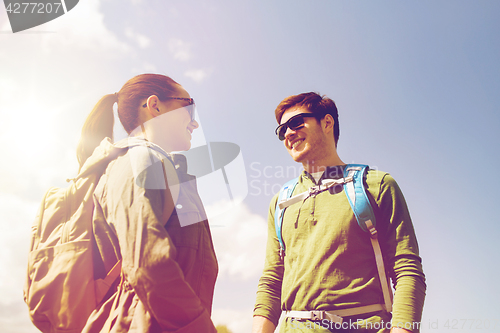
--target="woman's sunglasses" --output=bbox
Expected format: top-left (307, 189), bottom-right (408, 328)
top-left (275, 113), bottom-right (324, 141)
top-left (142, 97), bottom-right (195, 121)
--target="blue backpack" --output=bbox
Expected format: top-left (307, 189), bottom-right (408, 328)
top-left (274, 164), bottom-right (393, 312)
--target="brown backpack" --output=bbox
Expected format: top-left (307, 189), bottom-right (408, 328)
top-left (23, 138), bottom-right (155, 333)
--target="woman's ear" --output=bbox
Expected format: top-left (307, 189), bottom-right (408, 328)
top-left (145, 95), bottom-right (161, 117)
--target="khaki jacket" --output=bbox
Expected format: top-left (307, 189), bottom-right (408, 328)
top-left (83, 141), bottom-right (218, 333)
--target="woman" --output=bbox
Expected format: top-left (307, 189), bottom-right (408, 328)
top-left (78, 74), bottom-right (218, 332)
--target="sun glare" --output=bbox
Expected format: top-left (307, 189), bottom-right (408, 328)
top-left (3, 101), bottom-right (59, 165)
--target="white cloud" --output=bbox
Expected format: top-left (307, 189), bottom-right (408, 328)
top-left (0, 5), bottom-right (9, 32)
top-left (39, 0), bottom-right (131, 54)
top-left (168, 38), bottom-right (192, 62)
top-left (125, 27), bottom-right (151, 49)
top-left (130, 62), bottom-right (158, 76)
top-left (0, 77), bottom-right (17, 103)
top-left (0, 0), bottom-right (131, 55)
top-left (212, 308), bottom-right (284, 333)
top-left (0, 87), bottom-right (79, 195)
top-left (184, 68), bottom-right (212, 83)
top-left (0, 0), bottom-right (136, 196)
top-left (0, 193), bottom-right (38, 302)
top-left (212, 308), bottom-right (254, 333)
top-left (208, 201), bottom-right (267, 280)
top-left (0, 193), bottom-right (47, 332)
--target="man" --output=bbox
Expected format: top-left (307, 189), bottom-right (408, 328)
top-left (253, 92), bottom-right (426, 333)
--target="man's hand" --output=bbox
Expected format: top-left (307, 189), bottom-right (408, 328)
top-left (252, 316), bottom-right (276, 333)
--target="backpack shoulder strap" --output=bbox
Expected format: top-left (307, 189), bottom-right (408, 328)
top-left (342, 164), bottom-right (376, 232)
top-left (343, 164), bottom-right (393, 312)
top-left (274, 177), bottom-right (299, 259)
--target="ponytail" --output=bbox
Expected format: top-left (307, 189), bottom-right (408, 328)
top-left (76, 93), bottom-right (117, 170)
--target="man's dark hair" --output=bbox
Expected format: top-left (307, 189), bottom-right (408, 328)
top-left (275, 92), bottom-right (340, 146)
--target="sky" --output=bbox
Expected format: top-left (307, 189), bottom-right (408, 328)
top-left (0, 0), bottom-right (499, 332)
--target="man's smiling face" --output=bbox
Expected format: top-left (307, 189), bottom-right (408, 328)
top-left (280, 107), bottom-right (330, 166)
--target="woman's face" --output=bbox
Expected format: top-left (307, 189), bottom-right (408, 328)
top-left (141, 86), bottom-right (199, 152)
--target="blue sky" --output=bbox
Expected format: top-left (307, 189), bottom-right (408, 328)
top-left (1, 1), bottom-right (499, 332)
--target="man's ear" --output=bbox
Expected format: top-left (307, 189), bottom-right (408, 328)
top-left (322, 114), bottom-right (334, 135)
top-left (145, 95), bottom-right (160, 117)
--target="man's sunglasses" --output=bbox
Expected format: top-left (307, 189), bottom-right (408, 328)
top-left (275, 113), bottom-right (324, 141)
top-left (142, 97), bottom-right (195, 121)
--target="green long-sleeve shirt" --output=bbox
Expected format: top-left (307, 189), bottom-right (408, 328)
top-left (254, 166), bottom-right (426, 332)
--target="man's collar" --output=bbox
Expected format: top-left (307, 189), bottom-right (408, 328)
top-left (303, 165), bottom-right (347, 183)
